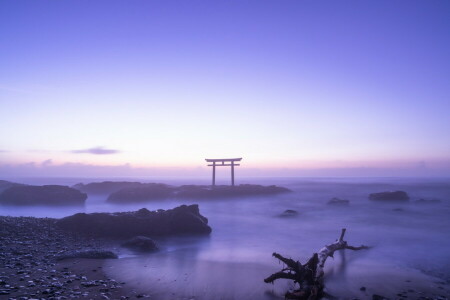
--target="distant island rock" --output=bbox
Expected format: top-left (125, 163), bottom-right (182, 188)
top-left (0, 185), bottom-right (87, 206)
top-left (72, 181), bottom-right (144, 195)
top-left (56, 204), bottom-right (211, 237)
top-left (107, 183), bottom-right (291, 203)
top-left (414, 198), bottom-right (441, 205)
top-left (368, 191), bottom-right (410, 202)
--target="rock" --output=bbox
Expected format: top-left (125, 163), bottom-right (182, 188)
top-left (72, 181), bottom-right (143, 195)
top-left (327, 197), bottom-right (350, 205)
top-left (0, 180), bottom-right (24, 193)
top-left (368, 191), bottom-right (409, 202)
top-left (414, 198), bottom-right (441, 205)
top-left (122, 236), bottom-right (158, 252)
top-left (107, 183), bottom-right (292, 203)
top-left (279, 209), bottom-right (298, 217)
top-left (0, 185), bottom-right (87, 206)
top-left (56, 204), bottom-right (212, 237)
top-left (107, 183), bottom-right (173, 203)
top-left (56, 250), bottom-right (118, 260)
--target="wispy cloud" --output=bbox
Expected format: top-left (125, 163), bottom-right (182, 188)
top-left (71, 147), bottom-right (120, 155)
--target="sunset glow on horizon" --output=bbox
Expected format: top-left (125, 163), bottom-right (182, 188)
top-left (1, 1), bottom-right (449, 177)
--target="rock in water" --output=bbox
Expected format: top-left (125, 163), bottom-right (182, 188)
top-left (122, 236), bottom-right (158, 252)
top-left (56, 204), bottom-right (212, 237)
top-left (0, 185), bottom-right (87, 205)
top-left (107, 183), bottom-right (173, 202)
top-left (368, 191), bottom-right (409, 202)
top-left (72, 181), bottom-right (143, 195)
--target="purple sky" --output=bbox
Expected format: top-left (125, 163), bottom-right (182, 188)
top-left (1, 1), bottom-right (449, 177)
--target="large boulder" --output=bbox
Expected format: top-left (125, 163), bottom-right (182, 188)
top-left (107, 183), bottom-right (292, 203)
top-left (107, 183), bottom-right (174, 203)
top-left (0, 185), bottom-right (87, 206)
top-left (56, 204), bottom-right (211, 237)
top-left (72, 181), bottom-right (143, 195)
top-left (368, 191), bottom-right (409, 202)
top-left (0, 180), bottom-right (24, 193)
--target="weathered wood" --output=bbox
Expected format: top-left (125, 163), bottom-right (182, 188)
top-left (205, 158), bottom-right (242, 162)
top-left (206, 158), bottom-right (242, 186)
top-left (264, 228), bottom-right (369, 300)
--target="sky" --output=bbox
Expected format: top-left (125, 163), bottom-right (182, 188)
top-left (1, 0), bottom-right (450, 178)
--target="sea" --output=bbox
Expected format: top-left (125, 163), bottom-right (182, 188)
top-left (1, 177), bottom-right (450, 299)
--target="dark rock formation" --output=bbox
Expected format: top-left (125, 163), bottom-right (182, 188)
top-left (327, 197), bottom-right (350, 205)
top-left (56, 204), bottom-right (211, 237)
top-left (279, 209), bottom-right (299, 217)
top-left (72, 181), bottom-right (143, 195)
top-left (0, 185), bottom-right (87, 206)
top-left (107, 183), bottom-right (173, 203)
top-left (107, 183), bottom-right (291, 203)
top-left (55, 250), bottom-right (118, 260)
top-left (122, 236), bottom-right (158, 252)
top-left (0, 180), bottom-right (24, 193)
top-left (368, 191), bottom-right (409, 202)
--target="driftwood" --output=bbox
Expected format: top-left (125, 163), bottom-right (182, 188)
top-left (264, 228), bottom-right (369, 299)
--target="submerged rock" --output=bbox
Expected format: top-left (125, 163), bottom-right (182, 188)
top-left (56, 250), bottom-right (118, 260)
top-left (56, 204), bottom-right (211, 237)
top-left (122, 236), bottom-right (158, 252)
top-left (0, 185), bottom-right (87, 206)
top-left (327, 197), bottom-right (350, 205)
top-left (72, 181), bottom-right (143, 195)
top-left (107, 183), bottom-right (292, 203)
top-left (368, 191), bottom-right (409, 202)
top-left (279, 209), bottom-right (298, 217)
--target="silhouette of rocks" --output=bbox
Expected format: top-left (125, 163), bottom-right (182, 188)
top-left (122, 236), bottom-right (158, 252)
top-left (107, 183), bottom-right (291, 203)
top-left (72, 181), bottom-right (143, 195)
top-left (0, 185), bottom-right (87, 206)
top-left (56, 250), bottom-right (118, 260)
top-left (279, 209), bottom-right (298, 217)
top-left (107, 183), bottom-right (173, 202)
top-left (56, 204), bottom-right (211, 237)
top-left (327, 197), bottom-right (350, 205)
top-left (0, 180), bottom-right (24, 193)
top-left (369, 191), bottom-right (409, 202)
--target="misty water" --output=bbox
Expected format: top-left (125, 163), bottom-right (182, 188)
top-left (2, 177), bottom-right (450, 299)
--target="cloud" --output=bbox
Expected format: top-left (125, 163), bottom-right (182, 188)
top-left (0, 150), bottom-right (8, 153)
top-left (70, 147), bottom-right (120, 155)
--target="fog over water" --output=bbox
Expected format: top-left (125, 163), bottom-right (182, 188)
top-left (1, 177), bottom-right (450, 299)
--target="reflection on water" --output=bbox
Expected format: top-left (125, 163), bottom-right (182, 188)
top-left (1, 177), bottom-right (450, 298)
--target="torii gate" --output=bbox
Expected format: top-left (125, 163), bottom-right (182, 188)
top-left (205, 158), bottom-right (242, 186)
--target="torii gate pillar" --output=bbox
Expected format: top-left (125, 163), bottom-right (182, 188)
top-left (205, 158), bottom-right (242, 186)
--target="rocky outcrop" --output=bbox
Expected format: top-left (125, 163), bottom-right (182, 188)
top-left (72, 181), bottom-right (143, 195)
top-left (0, 185), bottom-right (87, 206)
top-left (107, 183), bottom-right (292, 203)
top-left (122, 236), bottom-right (158, 252)
top-left (327, 197), bottom-right (350, 205)
top-left (107, 183), bottom-right (173, 203)
top-left (414, 198), bottom-right (441, 205)
top-left (0, 180), bottom-right (24, 193)
top-left (56, 204), bottom-right (211, 237)
top-left (369, 191), bottom-right (409, 202)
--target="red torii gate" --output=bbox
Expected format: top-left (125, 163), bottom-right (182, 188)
top-left (205, 158), bottom-right (242, 186)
